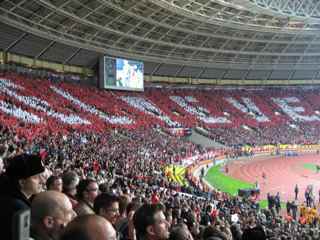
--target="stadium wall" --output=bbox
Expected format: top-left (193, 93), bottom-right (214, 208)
top-left (3, 51), bottom-right (320, 86)
top-left (146, 75), bottom-right (320, 86)
top-left (0, 51), bottom-right (93, 76)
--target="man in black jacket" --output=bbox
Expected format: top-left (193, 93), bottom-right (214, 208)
top-left (0, 153), bottom-right (45, 240)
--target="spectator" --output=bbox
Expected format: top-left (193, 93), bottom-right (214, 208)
top-left (62, 171), bottom-right (79, 208)
top-left (30, 191), bottom-right (75, 240)
top-left (117, 201), bottom-right (141, 240)
top-left (169, 223), bottom-right (194, 240)
top-left (230, 223), bottom-right (242, 240)
top-left (60, 215), bottom-right (117, 240)
top-left (133, 203), bottom-right (170, 240)
top-left (94, 192), bottom-right (120, 226)
top-left (117, 195), bottom-right (130, 225)
top-left (241, 215), bottom-right (266, 240)
top-left (202, 225), bottom-right (229, 240)
top-left (151, 190), bottom-right (160, 204)
top-left (294, 184), bottom-right (299, 200)
top-left (0, 153), bottom-right (45, 240)
top-left (74, 178), bottom-right (98, 216)
top-left (182, 211), bottom-right (200, 238)
top-left (201, 205), bottom-right (213, 226)
top-left (46, 175), bottom-right (63, 192)
top-left (275, 192), bottom-right (281, 215)
top-left (241, 225), bottom-right (266, 240)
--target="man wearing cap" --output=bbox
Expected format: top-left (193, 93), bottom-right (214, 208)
top-left (0, 153), bottom-right (45, 240)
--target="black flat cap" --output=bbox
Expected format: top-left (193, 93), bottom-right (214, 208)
top-left (6, 153), bottom-right (45, 179)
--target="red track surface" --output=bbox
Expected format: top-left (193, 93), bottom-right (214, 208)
top-left (227, 153), bottom-right (320, 203)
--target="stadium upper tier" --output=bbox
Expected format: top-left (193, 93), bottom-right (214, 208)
top-left (1, 71), bottom-right (320, 146)
top-left (1, 0), bottom-right (320, 71)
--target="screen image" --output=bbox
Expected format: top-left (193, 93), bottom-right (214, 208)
top-left (101, 56), bottom-right (144, 91)
top-left (116, 59), bottom-right (143, 89)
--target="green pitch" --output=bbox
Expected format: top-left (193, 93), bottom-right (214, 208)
top-left (204, 164), bottom-right (254, 196)
top-left (303, 163), bottom-right (319, 172)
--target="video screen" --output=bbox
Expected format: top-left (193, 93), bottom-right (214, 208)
top-left (102, 56), bottom-right (144, 91)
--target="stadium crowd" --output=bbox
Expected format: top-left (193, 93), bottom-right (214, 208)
top-left (1, 146), bottom-right (320, 240)
top-left (2, 70), bottom-right (320, 147)
top-left (204, 123), bottom-right (320, 147)
top-left (1, 69), bottom-right (320, 240)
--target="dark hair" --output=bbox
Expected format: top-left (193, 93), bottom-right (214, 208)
top-left (94, 192), bottom-right (119, 214)
top-left (99, 182), bottom-right (109, 193)
top-left (118, 195), bottom-right (130, 216)
top-left (62, 171), bottom-right (79, 191)
top-left (169, 224), bottom-right (189, 240)
top-left (76, 179), bottom-right (97, 200)
top-left (182, 211), bottom-right (196, 230)
top-left (46, 175), bottom-right (61, 190)
top-left (242, 226), bottom-right (266, 240)
top-left (203, 226), bottom-right (228, 240)
top-left (126, 202), bottom-right (141, 216)
top-left (133, 203), bottom-right (164, 238)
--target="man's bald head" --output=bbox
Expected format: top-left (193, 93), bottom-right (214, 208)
top-left (60, 215), bottom-right (117, 240)
top-left (31, 190), bottom-right (74, 226)
top-left (31, 191), bottom-right (75, 240)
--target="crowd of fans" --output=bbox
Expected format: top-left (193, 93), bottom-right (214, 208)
top-left (1, 70), bottom-right (320, 147)
top-left (204, 123), bottom-right (320, 147)
top-left (0, 122), bottom-right (205, 190)
top-left (1, 149), bottom-right (320, 240)
top-left (1, 68), bottom-right (320, 240)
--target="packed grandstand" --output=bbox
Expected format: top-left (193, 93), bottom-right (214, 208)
top-left (2, 0), bottom-right (320, 240)
top-left (1, 65), bottom-right (320, 240)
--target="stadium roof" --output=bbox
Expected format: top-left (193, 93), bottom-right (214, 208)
top-left (1, 0), bottom-right (320, 79)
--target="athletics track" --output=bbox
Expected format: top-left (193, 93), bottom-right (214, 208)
top-left (227, 153), bottom-right (320, 203)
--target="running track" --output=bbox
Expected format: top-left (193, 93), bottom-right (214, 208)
top-left (227, 153), bottom-right (320, 203)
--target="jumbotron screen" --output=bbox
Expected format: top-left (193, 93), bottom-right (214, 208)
top-left (101, 56), bottom-right (144, 91)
